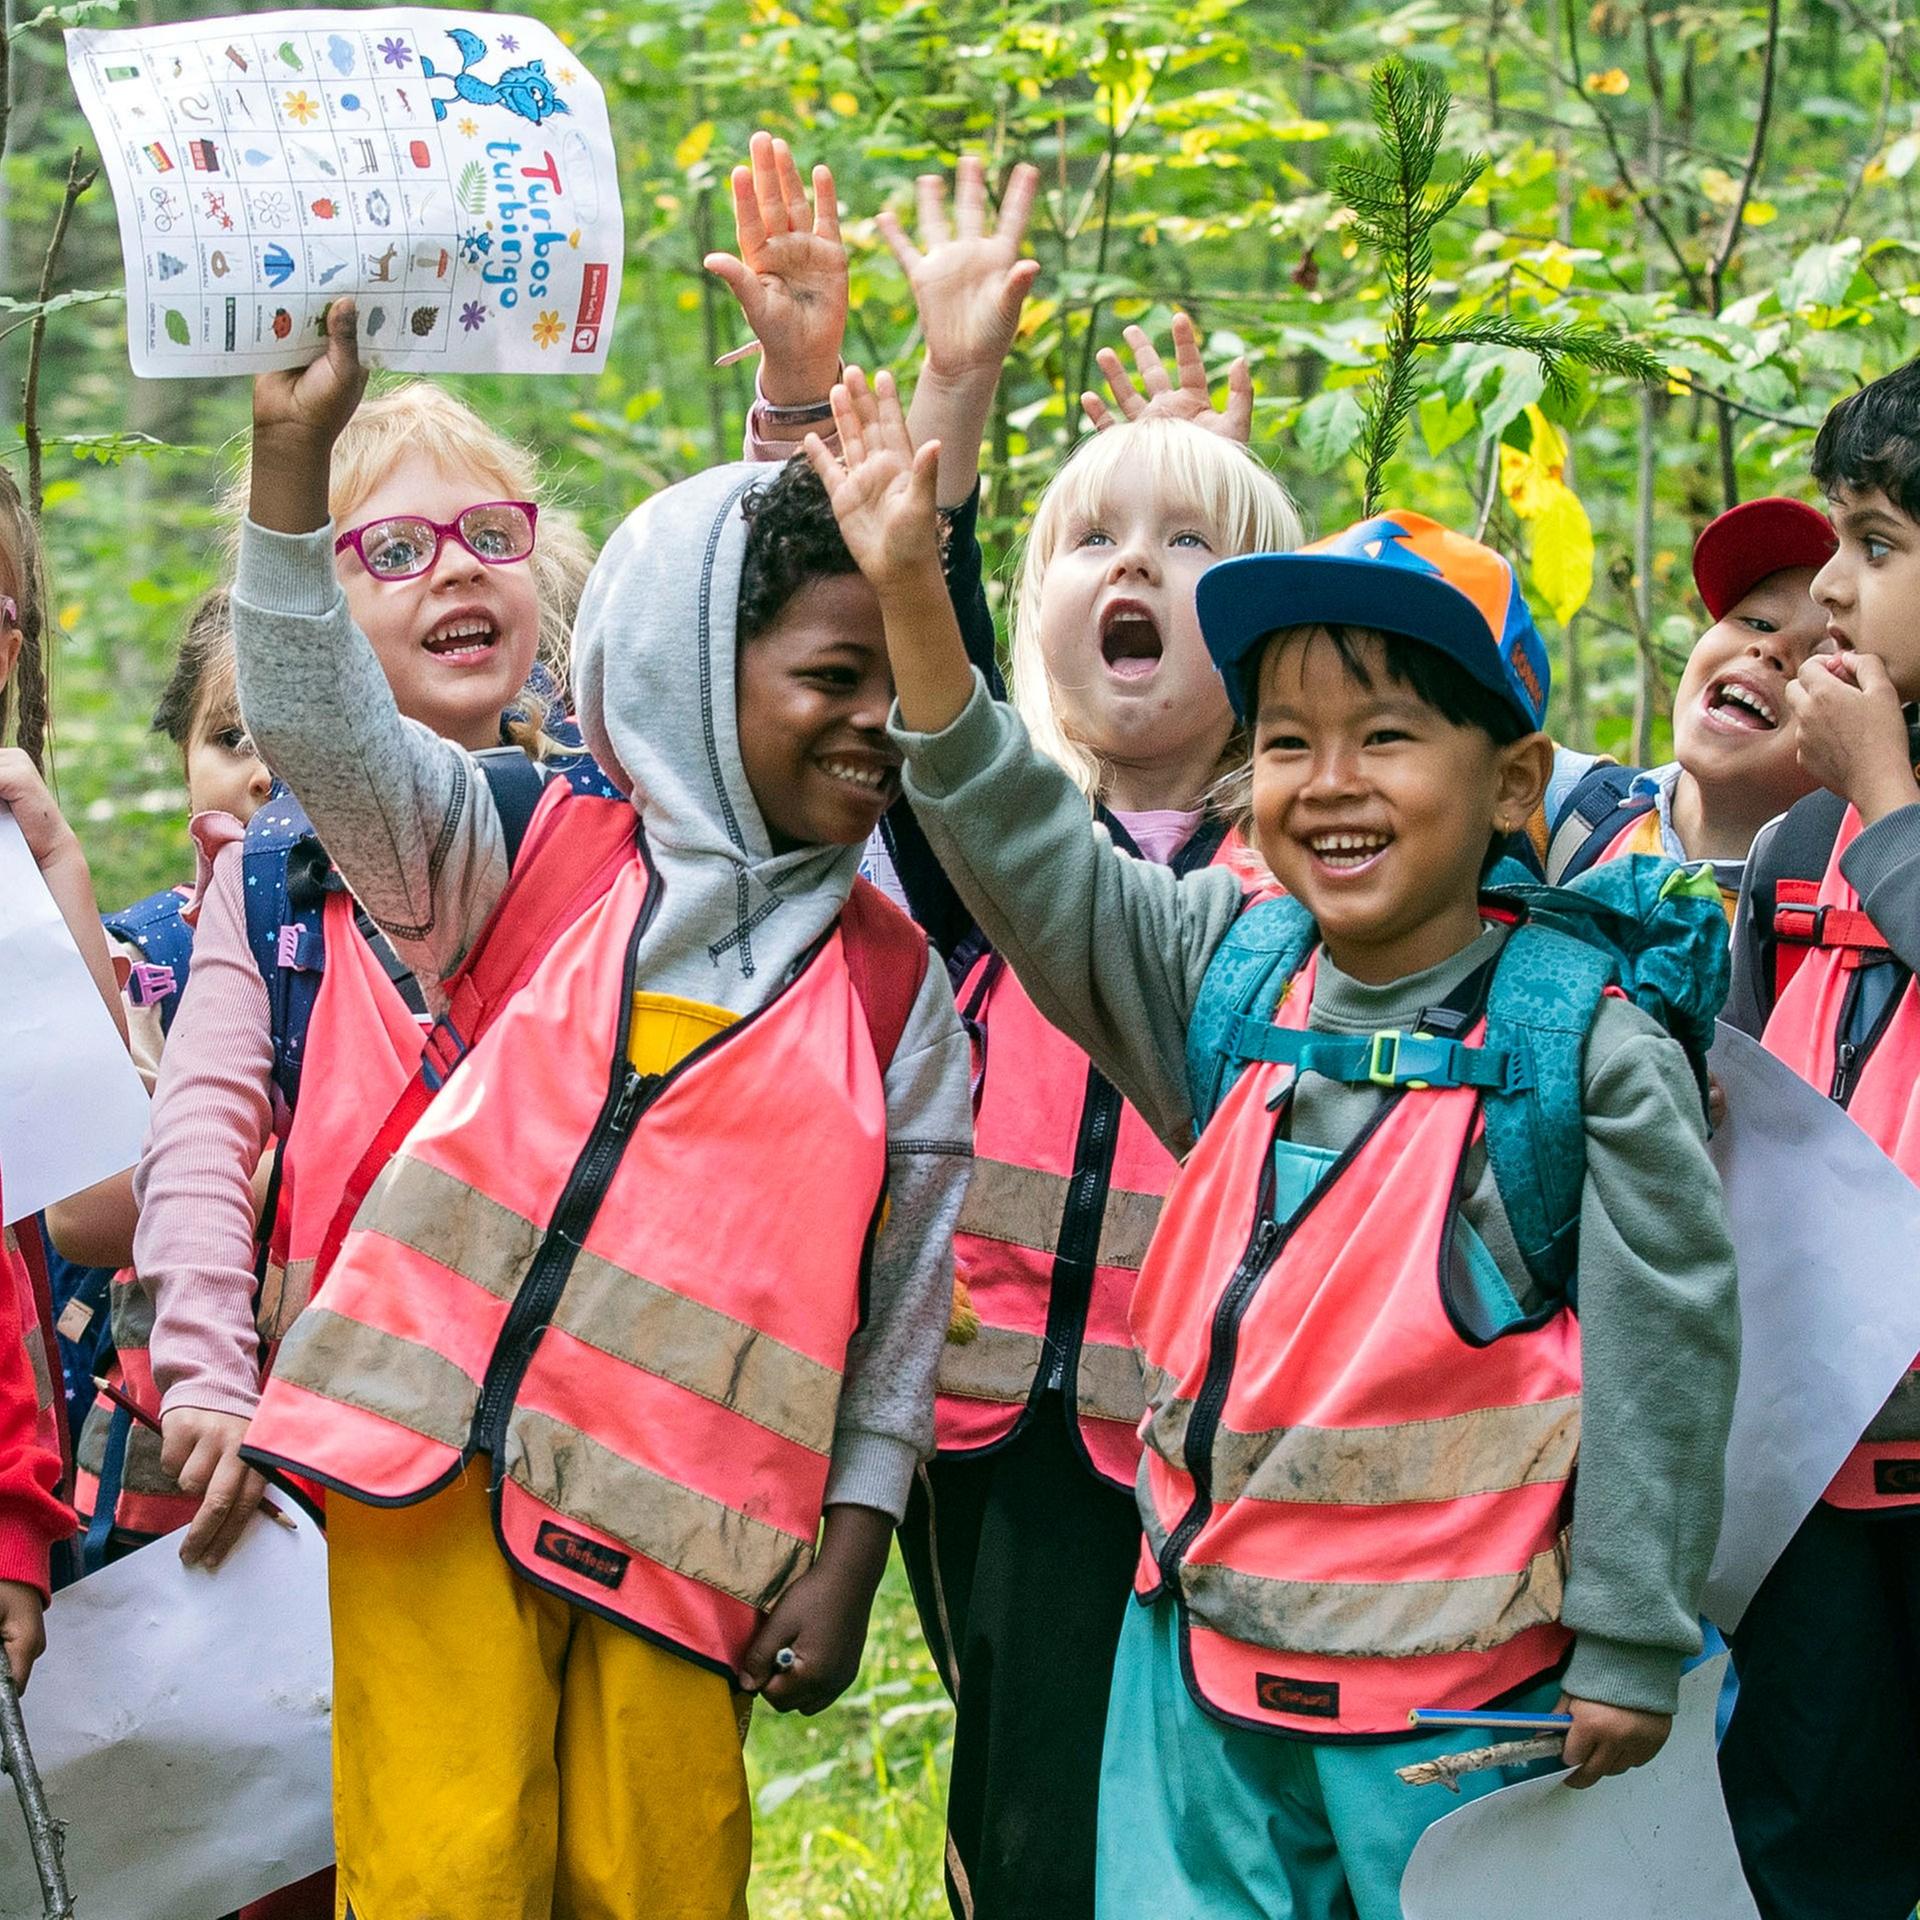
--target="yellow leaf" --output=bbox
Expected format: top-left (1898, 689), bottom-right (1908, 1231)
top-left (673, 120), bottom-right (715, 172)
top-left (57, 602), bottom-right (83, 630)
top-left (1742, 200), bottom-right (1777, 227)
top-left (1865, 157), bottom-right (1890, 186)
top-left (828, 90), bottom-right (859, 117)
top-left (1530, 485), bottom-right (1595, 627)
top-left (1585, 67), bottom-right (1630, 95)
top-left (1699, 166), bottom-right (1738, 208)
top-left (677, 287), bottom-right (702, 311)
top-left (1018, 76), bottom-right (1041, 101)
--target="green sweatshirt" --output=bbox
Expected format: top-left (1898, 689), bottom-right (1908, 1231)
top-left (892, 675), bottom-right (1740, 1717)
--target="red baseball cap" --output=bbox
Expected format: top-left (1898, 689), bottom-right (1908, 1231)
top-left (1691, 498), bottom-right (1836, 622)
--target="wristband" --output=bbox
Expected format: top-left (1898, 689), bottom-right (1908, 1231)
top-left (753, 394), bottom-right (837, 425)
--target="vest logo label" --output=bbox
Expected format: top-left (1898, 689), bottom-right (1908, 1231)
top-left (1256, 1671), bottom-right (1340, 1719)
top-left (534, 1521), bottom-right (630, 1590)
top-left (1873, 1458), bottom-right (1920, 1497)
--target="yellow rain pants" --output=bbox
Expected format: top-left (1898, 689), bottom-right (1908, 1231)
top-left (328, 992), bottom-right (751, 1920)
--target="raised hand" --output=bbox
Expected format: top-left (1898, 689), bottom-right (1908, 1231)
top-left (252, 296), bottom-right (368, 451)
top-left (1082, 312), bottom-right (1253, 444)
top-left (879, 156), bottom-right (1041, 388)
top-left (249, 297), bottom-right (367, 536)
top-left (805, 367), bottom-right (942, 591)
top-left (704, 130), bottom-right (848, 407)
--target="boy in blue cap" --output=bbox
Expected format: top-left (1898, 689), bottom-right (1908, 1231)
top-left (807, 370), bottom-right (1740, 1918)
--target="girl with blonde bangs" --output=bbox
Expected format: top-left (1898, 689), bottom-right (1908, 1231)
top-left (892, 310), bottom-right (1304, 1920)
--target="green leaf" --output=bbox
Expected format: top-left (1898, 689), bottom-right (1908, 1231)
top-left (1475, 350), bottom-right (1545, 443)
top-left (1296, 389), bottom-right (1365, 470)
top-left (1781, 239), bottom-right (1863, 312)
top-left (1419, 389), bottom-right (1476, 456)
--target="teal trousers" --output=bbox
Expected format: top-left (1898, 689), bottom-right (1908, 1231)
top-left (1096, 1596), bottom-right (1563, 1920)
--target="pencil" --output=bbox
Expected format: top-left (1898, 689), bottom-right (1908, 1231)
top-left (1407, 1707), bottom-right (1575, 1733)
top-left (91, 1375), bottom-right (300, 1535)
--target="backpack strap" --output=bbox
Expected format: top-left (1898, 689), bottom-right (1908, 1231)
top-left (243, 787), bottom-right (334, 1113)
top-left (1224, 1022), bottom-right (1524, 1094)
top-left (839, 876), bottom-right (932, 1074)
top-left (1750, 788), bottom-right (1852, 1010)
top-left (475, 745), bottom-right (551, 866)
top-left (1545, 762), bottom-right (1656, 884)
top-left (311, 783), bottom-right (641, 1289)
top-left (1184, 894), bottom-right (1320, 1137)
top-left (102, 886), bottom-right (196, 1036)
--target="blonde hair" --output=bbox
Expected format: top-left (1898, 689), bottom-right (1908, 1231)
top-left (0, 467), bottom-right (54, 770)
top-left (231, 382), bottom-right (592, 753)
top-left (1010, 418), bottom-right (1305, 800)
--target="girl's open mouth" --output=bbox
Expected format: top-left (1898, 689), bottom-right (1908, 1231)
top-left (1306, 829), bottom-right (1392, 876)
top-left (1099, 600), bottom-right (1164, 682)
top-left (422, 613), bottom-right (500, 663)
top-left (1702, 674), bottom-right (1779, 734)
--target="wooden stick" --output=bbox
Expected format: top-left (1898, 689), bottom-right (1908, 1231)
top-left (0, 1666), bottom-right (74, 1917)
top-left (1396, 1734), bottom-right (1566, 1793)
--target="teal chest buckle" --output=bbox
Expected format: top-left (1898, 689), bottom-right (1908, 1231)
top-left (1223, 1015), bottom-right (1527, 1094)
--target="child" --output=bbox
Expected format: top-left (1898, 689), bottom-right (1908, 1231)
top-left (226, 302), bottom-right (971, 1919)
top-left (0, 469), bottom-right (114, 1670)
top-left (62, 592), bottom-right (278, 1556)
top-left (883, 218), bottom-right (1303, 1915)
top-left (811, 371), bottom-right (1739, 1919)
top-left (1546, 497), bottom-right (1835, 907)
top-left (130, 383), bottom-right (593, 1578)
top-left (1720, 360), bottom-right (1920, 1920)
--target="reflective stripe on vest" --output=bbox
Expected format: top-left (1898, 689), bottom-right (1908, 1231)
top-left (3, 1227), bottom-right (62, 1493)
top-left (1762, 804), bottom-right (1920, 1511)
top-left (1131, 952), bottom-right (1579, 1737)
top-left (246, 851), bottom-right (889, 1672)
top-left (939, 829), bottom-right (1244, 1487)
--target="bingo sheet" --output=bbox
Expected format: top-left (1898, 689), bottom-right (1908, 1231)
top-left (66, 9), bottom-right (623, 377)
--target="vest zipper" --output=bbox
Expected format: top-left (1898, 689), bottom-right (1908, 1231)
top-left (472, 887), bottom-right (661, 1468)
top-left (1038, 1067), bottom-right (1123, 1400)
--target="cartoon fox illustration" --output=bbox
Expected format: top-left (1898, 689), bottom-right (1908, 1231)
top-left (421, 27), bottom-right (570, 126)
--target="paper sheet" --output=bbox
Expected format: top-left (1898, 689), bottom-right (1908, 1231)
top-left (0, 1507), bottom-right (332, 1919)
top-left (1702, 1023), bottom-right (1920, 1628)
top-left (67, 9), bottom-right (623, 377)
top-left (0, 810), bottom-right (149, 1224)
top-left (1401, 1656), bottom-right (1757, 1920)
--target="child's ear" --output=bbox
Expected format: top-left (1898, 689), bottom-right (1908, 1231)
top-left (1491, 730), bottom-right (1554, 838)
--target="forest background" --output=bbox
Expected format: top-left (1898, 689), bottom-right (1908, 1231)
top-left (1, 0), bottom-right (1914, 1909)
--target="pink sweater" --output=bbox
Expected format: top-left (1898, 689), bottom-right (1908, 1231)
top-left (134, 815), bottom-right (279, 1420)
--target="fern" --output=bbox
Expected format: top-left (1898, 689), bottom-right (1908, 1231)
top-left (457, 160), bottom-right (488, 219)
top-left (1336, 56), bottom-right (1664, 514)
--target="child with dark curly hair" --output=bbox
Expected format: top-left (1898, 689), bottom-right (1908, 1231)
top-left (227, 302), bottom-right (971, 1919)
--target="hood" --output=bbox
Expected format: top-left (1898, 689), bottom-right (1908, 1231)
top-left (571, 461), bottom-right (865, 1015)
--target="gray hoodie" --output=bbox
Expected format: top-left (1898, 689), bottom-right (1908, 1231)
top-left (231, 464), bottom-right (972, 1520)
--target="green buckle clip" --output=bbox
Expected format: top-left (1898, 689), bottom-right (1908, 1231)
top-left (1367, 1029), bottom-right (1436, 1090)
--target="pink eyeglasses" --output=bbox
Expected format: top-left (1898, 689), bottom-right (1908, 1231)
top-left (334, 501), bottom-right (539, 581)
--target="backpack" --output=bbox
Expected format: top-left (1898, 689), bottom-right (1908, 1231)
top-left (1544, 762), bottom-right (1659, 884)
top-left (309, 777), bottom-right (931, 1292)
top-left (1184, 854), bottom-right (1729, 1305)
top-left (103, 885), bottom-right (196, 1036)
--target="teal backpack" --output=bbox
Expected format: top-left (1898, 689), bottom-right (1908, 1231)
top-left (1184, 854), bottom-right (1729, 1305)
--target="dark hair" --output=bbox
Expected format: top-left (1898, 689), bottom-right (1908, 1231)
top-left (736, 455), bottom-right (858, 644)
top-left (152, 588), bottom-right (237, 748)
top-left (1255, 622), bottom-right (1531, 746)
top-left (1812, 358), bottom-right (1920, 519)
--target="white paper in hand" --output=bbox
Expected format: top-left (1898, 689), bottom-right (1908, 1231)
top-left (0, 809), bottom-right (148, 1223)
top-left (0, 1505), bottom-right (332, 1919)
top-left (66, 9), bottom-right (623, 377)
top-left (1400, 1657), bottom-right (1757, 1920)
top-left (1703, 1022), bottom-right (1920, 1628)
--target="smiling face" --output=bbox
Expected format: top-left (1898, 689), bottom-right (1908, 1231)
top-left (333, 451), bottom-right (541, 751)
top-left (1032, 460), bottom-right (1237, 797)
top-left (1812, 485), bottom-right (1920, 701)
top-left (1251, 627), bottom-right (1552, 984)
top-left (1671, 566), bottom-right (1829, 814)
top-left (735, 572), bottom-right (902, 853)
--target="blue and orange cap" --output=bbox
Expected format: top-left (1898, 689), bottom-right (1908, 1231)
top-left (1197, 510), bottom-right (1551, 733)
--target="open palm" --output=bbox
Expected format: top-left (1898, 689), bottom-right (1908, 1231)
top-left (807, 368), bottom-right (941, 588)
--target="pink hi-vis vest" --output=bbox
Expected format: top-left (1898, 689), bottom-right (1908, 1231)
top-left (1763, 804), bottom-right (1920, 1510)
top-left (76, 891), bottom-right (425, 1537)
top-left (245, 807), bottom-right (902, 1674)
top-left (1131, 953), bottom-right (1581, 1737)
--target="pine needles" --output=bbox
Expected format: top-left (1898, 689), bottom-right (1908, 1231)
top-left (1335, 56), bottom-right (1664, 514)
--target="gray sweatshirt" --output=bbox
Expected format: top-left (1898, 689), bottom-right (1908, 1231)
top-left (231, 465), bottom-right (973, 1522)
top-left (892, 675), bottom-right (1740, 1716)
